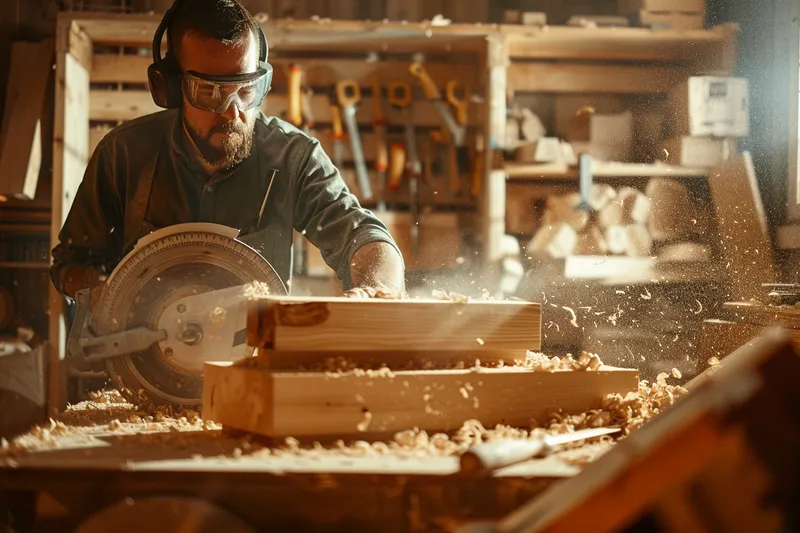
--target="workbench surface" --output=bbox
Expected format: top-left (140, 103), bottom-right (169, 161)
top-left (0, 390), bottom-right (600, 479)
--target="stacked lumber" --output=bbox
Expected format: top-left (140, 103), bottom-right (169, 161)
top-left (618, 0), bottom-right (705, 30)
top-left (203, 295), bottom-right (639, 440)
top-left (525, 179), bottom-right (714, 264)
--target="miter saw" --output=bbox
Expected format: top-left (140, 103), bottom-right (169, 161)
top-left (66, 223), bottom-right (288, 407)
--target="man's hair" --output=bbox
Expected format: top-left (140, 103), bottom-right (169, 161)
top-left (169, 0), bottom-right (260, 65)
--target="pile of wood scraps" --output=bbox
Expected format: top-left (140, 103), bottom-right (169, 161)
top-left (203, 295), bottom-right (640, 441)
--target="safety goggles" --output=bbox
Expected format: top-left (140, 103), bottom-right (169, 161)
top-left (181, 66), bottom-right (273, 114)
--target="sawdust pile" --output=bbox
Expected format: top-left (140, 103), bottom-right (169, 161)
top-left (1, 369), bottom-right (686, 468)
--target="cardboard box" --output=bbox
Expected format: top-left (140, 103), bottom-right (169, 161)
top-left (554, 94), bottom-right (624, 139)
top-left (568, 111), bottom-right (634, 162)
top-left (668, 76), bottom-right (749, 138)
top-left (618, 0), bottom-right (705, 14)
top-left (661, 136), bottom-right (735, 168)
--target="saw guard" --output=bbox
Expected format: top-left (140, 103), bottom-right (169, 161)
top-left (91, 223), bottom-right (287, 407)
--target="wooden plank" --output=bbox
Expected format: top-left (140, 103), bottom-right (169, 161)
top-left (203, 363), bottom-right (638, 439)
top-left (638, 11), bottom-right (705, 31)
top-left (507, 62), bottom-right (690, 94)
top-left (246, 297), bottom-right (541, 352)
top-left (49, 28), bottom-right (91, 417)
top-left (0, 41), bottom-right (54, 200)
top-left (505, 162), bottom-right (708, 180)
top-left (618, 0), bottom-right (706, 13)
top-left (90, 54), bottom-right (479, 89)
top-left (89, 89), bottom-right (483, 127)
top-left (707, 153), bottom-right (777, 300)
top-left (502, 23), bottom-right (737, 72)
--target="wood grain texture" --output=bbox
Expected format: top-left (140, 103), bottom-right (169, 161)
top-left (203, 363), bottom-right (638, 439)
top-left (246, 297), bottom-right (541, 352)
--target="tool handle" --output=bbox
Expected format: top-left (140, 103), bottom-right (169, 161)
top-left (336, 79), bottom-right (361, 108)
top-left (374, 125), bottom-right (388, 172)
top-left (409, 62), bottom-right (441, 100)
top-left (445, 80), bottom-right (469, 126)
top-left (387, 81), bottom-right (412, 109)
top-left (422, 137), bottom-right (433, 184)
top-left (447, 133), bottom-right (460, 194)
top-left (388, 144), bottom-right (406, 190)
top-left (371, 74), bottom-right (386, 123)
top-left (331, 103), bottom-right (344, 139)
top-left (460, 439), bottom-right (547, 475)
top-left (287, 64), bottom-right (303, 127)
top-left (470, 133), bottom-right (484, 196)
top-left (301, 87), bottom-right (315, 129)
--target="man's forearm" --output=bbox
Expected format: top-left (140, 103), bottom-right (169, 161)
top-left (349, 242), bottom-right (405, 293)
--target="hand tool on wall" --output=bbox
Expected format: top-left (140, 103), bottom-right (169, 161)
top-left (445, 79), bottom-right (472, 197)
top-left (371, 74), bottom-right (388, 211)
top-left (388, 143), bottom-right (406, 191)
top-left (301, 86), bottom-right (315, 135)
top-left (576, 152), bottom-right (594, 212)
top-left (328, 87), bottom-right (346, 172)
top-left (388, 80), bottom-right (421, 254)
top-left (287, 63), bottom-right (304, 128)
top-left (336, 79), bottom-right (373, 201)
top-left (470, 132), bottom-right (485, 197)
top-left (409, 62), bottom-right (465, 147)
top-left (460, 426), bottom-right (621, 476)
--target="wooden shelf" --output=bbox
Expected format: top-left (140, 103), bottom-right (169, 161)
top-left (504, 162), bottom-right (709, 181)
top-left (502, 23), bottom-right (738, 68)
top-left (63, 12), bottom-right (737, 63)
top-left (0, 262), bottom-right (50, 270)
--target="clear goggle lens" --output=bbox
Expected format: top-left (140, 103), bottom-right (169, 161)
top-left (182, 67), bottom-right (273, 114)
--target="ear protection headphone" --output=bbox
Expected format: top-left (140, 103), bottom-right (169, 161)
top-left (147, 0), bottom-right (271, 109)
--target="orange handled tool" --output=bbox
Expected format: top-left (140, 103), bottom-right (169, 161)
top-left (287, 64), bottom-right (303, 127)
top-left (388, 144), bottom-right (406, 191)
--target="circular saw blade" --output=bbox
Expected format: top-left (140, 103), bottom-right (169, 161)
top-left (92, 223), bottom-right (287, 407)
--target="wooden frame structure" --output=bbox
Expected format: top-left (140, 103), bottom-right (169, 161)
top-left (48, 13), bottom-right (740, 414)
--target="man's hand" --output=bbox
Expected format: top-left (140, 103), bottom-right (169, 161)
top-left (347, 242), bottom-right (405, 298)
top-left (64, 265), bottom-right (107, 312)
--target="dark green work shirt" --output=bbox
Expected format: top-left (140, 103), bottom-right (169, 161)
top-left (50, 109), bottom-right (401, 294)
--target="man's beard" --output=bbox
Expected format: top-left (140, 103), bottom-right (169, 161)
top-left (185, 119), bottom-right (254, 170)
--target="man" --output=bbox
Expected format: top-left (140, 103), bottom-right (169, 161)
top-left (50, 0), bottom-right (405, 308)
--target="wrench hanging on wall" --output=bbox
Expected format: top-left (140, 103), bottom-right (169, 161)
top-left (409, 62), bottom-right (466, 147)
top-left (336, 80), bottom-right (373, 201)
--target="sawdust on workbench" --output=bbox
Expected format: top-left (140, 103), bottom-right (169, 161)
top-left (0, 356), bottom-right (686, 468)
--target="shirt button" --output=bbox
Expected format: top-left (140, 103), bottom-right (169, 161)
top-left (206, 186), bottom-right (213, 193)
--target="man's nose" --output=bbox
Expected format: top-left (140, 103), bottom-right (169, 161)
top-left (220, 99), bottom-right (240, 120)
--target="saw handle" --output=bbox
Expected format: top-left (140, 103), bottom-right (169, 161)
top-left (445, 79), bottom-right (470, 126)
top-left (287, 64), bottom-right (303, 127)
top-left (387, 81), bottom-right (412, 109)
top-left (460, 438), bottom-right (547, 476)
top-left (409, 62), bottom-right (441, 101)
top-left (336, 79), bottom-right (361, 108)
top-left (388, 144), bottom-right (406, 190)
